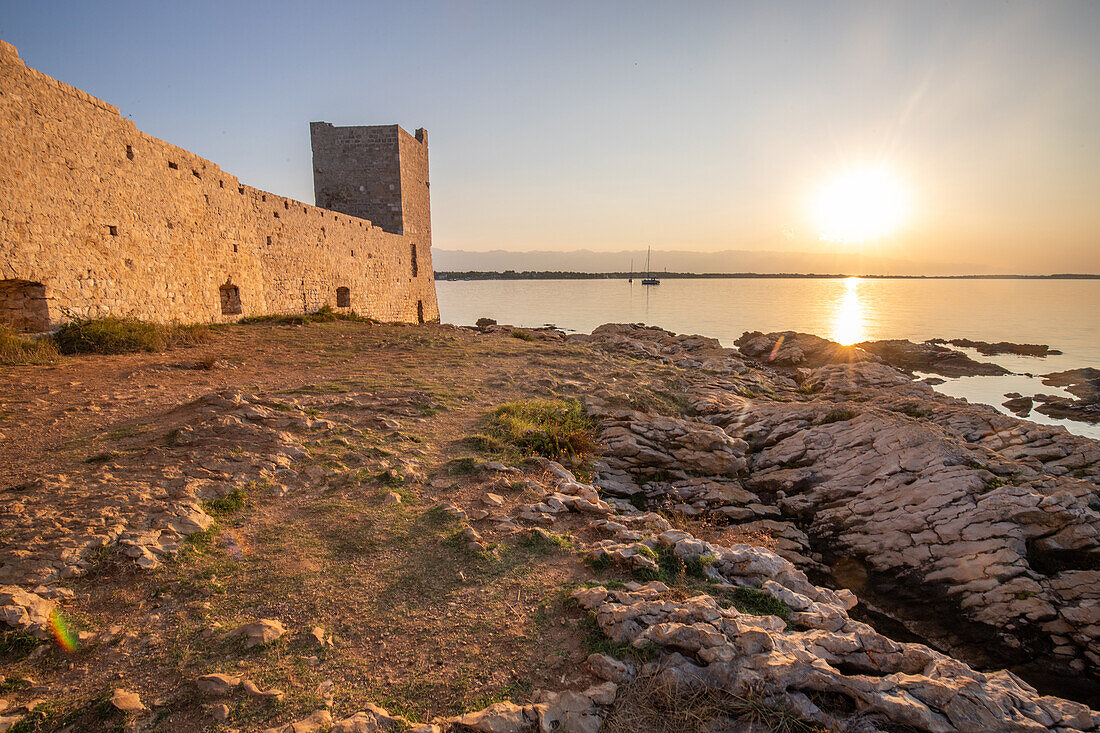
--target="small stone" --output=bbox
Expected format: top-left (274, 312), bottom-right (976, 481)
top-left (308, 626), bottom-right (333, 648)
top-left (109, 689), bottom-right (146, 713)
top-left (196, 673), bottom-right (241, 696)
top-left (230, 618), bottom-right (285, 648)
top-left (382, 491), bottom-right (402, 505)
top-left (211, 703), bottom-right (230, 721)
top-left (483, 493), bottom-right (505, 507)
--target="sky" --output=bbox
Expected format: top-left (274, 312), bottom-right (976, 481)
top-left (2, 1), bottom-right (1098, 274)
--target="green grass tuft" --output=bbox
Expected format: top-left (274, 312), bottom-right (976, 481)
top-left (486, 399), bottom-right (596, 459)
top-left (722, 585), bottom-right (792, 621)
top-left (202, 486), bottom-right (249, 516)
top-left (53, 317), bottom-right (211, 354)
top-left (0, 630), bottom-right (44, 662)
top-left (517, 529), bottom-right (573, 553)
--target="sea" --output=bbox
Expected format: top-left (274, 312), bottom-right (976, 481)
top-left (437, 277), bottom-right (1100, 439)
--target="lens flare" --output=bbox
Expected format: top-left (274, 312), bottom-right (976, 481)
top-left (49, 609), bottom-right (80, 652)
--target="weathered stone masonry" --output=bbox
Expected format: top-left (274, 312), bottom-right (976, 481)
top-left (0, 40), bottom-right (439, 330)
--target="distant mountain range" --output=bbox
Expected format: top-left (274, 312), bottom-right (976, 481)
top-left (430, 248), bottom-right (999, 276)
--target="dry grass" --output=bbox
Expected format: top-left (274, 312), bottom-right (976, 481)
top-left (0, 325), bottom-right (59, 365)
top-left (53, 316), bottom-right (212, 354)
top-left (603, 672), bottom-right (828, 733)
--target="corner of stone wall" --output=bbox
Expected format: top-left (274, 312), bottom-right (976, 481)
top-left (0, 39), bottom-right (24, 65)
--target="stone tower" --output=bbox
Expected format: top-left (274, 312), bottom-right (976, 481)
top-left (309, 123), bottom-right (431, 242)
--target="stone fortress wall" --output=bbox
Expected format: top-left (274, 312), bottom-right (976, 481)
top-left (0, 40), bottom-right (439, 331)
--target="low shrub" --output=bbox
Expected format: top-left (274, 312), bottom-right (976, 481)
top-left (815, 407), bottom-right (858, 425)
top-left (487, 399), bottom-right (596, 459)
top-left (241, 305), bottom-right (372, 325)
top-left (53, 317), bottom-right (211, 354)
top-left (0, 325), bottom-right (59, 365)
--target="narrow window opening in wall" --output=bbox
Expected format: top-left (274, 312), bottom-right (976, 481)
top-left (219, 283), bottom-right (242, 315)
top-left (219, 180), bottom-right (224, 188)
top-left (321, 227), bottom-right (325, 235)
top-left (192, 169), bottom-right (201, 179)
top-left (204, 195), bottom-right (209, 204)
top-left (274, 212), bottom-right (280, 218)
top-left (266, 236), bottom-right (272, 245)
top-left (0, 280), bottom-right (50, 332)
top-left (336, 287), bottom-right (351, 308)
top-left (410, 244), bottom-right (419, 277)
top-left (417, 300), bottom-right (425, 324)
top-left (108, 225), bottom-right (118, 236)
top-left (284, 201), bottom-right (289, 210)
top-left (262, 195), bottom-right (266, 202)
top-left (233, 244), bottom-right (238, 253)
top-left (125, 145), bottom-right (134, 160)
top-left (239, 186), bottom-right (245, 194)
top-left (168, 161), bottom-right (178, 170)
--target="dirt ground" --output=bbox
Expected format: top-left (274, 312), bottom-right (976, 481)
top-left (0, 321), bottom-right (733, 731)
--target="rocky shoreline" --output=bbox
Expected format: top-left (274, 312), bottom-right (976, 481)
top-left (1, 322), bottom-right (1098, 731)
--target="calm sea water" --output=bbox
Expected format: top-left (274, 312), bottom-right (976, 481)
top-left (437, 278), bottom-right (1100, 438)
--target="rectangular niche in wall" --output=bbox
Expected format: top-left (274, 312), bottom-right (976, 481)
top-left (219, 282), bottom-right (243, 315)
top-left (336, 287), bottom-right (351, 308)
top-left (0, 280), bottom-right (50, 332)
top-left (417, 300), bottom-right (424, 324)
top-left (410, 244), bottom-right (419, 277)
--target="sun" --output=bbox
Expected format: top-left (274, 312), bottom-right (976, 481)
top-left (812, 164), bottom-right (909, 244)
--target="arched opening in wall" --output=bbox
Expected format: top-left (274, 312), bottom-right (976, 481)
top-left (417, 300), bottom-right (424, 325)
top-left (336, 287), bottom-right (351, 308)
top-left (219, 282), bottom-right (243, 316)
top-left (0, 280), bottom-right (50, 332)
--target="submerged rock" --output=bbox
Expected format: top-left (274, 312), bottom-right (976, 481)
top-left (1037, 368), bottom-right (1100, 424)
top-left (930, 337), bottom-right (1063, 357)
top-left (859, 338), bottom-right (1010, 377)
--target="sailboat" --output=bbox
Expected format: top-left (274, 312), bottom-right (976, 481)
top-left (641, 247), bottom-right (660, 285)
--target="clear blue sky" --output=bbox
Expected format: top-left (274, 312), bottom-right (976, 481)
top-left (2, 1), bottom-right (1098, 272)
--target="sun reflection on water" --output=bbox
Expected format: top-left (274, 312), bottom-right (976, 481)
top-left (832, 277), bottom-right (866, 345)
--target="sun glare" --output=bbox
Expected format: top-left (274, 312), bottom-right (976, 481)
top-left (832, 276), bottom-right (866, 345)
top-left (812, 164), bottom-right (909, 244)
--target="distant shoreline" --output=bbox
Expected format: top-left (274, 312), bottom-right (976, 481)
top-left (435, 271), bottom-right (1100, 281)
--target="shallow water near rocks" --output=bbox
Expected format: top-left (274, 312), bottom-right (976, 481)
top-left (439, 277), bottom-right (1100, 437)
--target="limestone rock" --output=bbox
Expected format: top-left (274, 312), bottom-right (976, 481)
top-left (447, 700), bottom-right (540, 732)
top-left (0, 587), bottom-right (55, 638)
top-left (196, 673), bottom-right (241, 696)
top-left (262, 709), bottom-right (332, 733)
top-left (332, 704), bottom-right (415, 731)
top-left (230, 618), bottom-right (286, 648)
